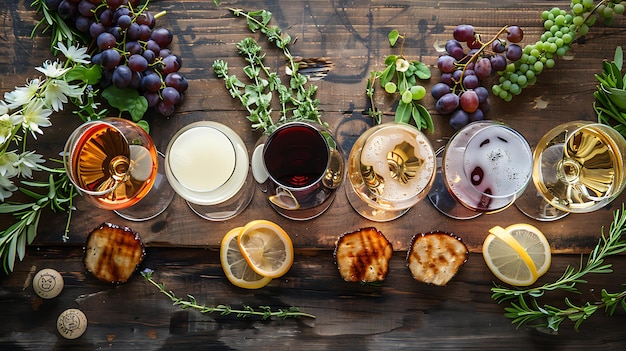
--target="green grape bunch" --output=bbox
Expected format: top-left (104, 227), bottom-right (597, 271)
top-left (494, 0), bottom-right (625, 102)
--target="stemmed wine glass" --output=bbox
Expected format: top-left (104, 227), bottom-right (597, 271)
top-left (515, 121), bottom-right (626, 221)
top-left (427, 120), bottom-right (533, 219)
top-left (251, 121), bottom-right (344, 220)
top-left (345, 122), bottom-right (436, 222)
top-left (63, 117), bottom-right (174, 221)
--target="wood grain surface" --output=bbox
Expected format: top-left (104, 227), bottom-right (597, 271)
top-left (1, 0), bottom-right (626, 349)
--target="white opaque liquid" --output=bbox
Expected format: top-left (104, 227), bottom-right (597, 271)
top-left (169, 127), bottom-right (236, 192)
top-left (462, 127), bottom-right (532, 197)
top-left (444, 123), bottom-right (532, 212)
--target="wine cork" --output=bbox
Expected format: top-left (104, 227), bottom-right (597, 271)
top-left (32, 268), bottom-right (64, 299)
top-left (57, 309), bottom-right (87, 339)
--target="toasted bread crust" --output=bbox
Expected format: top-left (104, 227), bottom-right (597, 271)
top-left (406, 232), bottom-right (467, 286)
top-left (334, 227), bottom-right (393, 283)
top-left (84, 223), bottom-right (145, 284)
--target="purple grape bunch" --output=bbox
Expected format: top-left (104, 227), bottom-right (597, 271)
top-left (433, 24), bottom-right (524, 130)
top-left (45, 0), bottom-right (188, 116)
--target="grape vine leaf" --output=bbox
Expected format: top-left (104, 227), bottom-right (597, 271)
top-left (102, 86), bottom-right (149, 123)
top-left (65, 65), bottom-right (102, 85)
top-left (388, 30), bottom-right (400, 46)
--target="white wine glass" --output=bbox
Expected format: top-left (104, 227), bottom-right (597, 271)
top-left (63, 117), bottom-right (174, 221)
top-left (428, 120), bottom-right (533, 219)
top-left (345, 122), bottom-right (436, 222)
top-left (515, 121), bottom-right (626, 221)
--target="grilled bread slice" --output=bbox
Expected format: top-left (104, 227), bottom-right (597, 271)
top-left (84, 223), bottom-right (145, 284)
top-left (334, 227), bottom-right (393, 283)
top-left (406, 232), bottom-right (467, 286)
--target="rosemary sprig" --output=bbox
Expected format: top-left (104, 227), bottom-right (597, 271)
top-left (491, 205), bottom-right (626, 331)
top-left (141, 269), bottom-right (316, 320)
top-left (0, 164), bottom-right (76, 273)
top-left (30, 0), bottom-right (87, 51)
top-left (503, 288), bottom-right (626, 332)
top-left (212, 9), bottom-right (324, 134)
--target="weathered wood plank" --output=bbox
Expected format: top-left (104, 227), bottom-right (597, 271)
top-left (1, 246), bottom-right (626, 350)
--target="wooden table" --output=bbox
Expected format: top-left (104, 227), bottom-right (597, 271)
top-left (2, 0), bottom-right (626, 349)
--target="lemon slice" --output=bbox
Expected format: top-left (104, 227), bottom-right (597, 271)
top-left (220, 227), bottom-right (272, 289)
top-left (268, 187), bottom-right (300, 210)
top-left (482, 223), bottom-right (551, 286)
top-left (238, 220), bottom-right (294, 279)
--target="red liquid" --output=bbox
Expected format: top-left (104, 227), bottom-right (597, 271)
top-left (263, 124), bottom-right (328, 188)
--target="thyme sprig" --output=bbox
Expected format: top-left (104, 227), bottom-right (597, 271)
top-left (491, 206), bottom-right (626, 331)
top-left (141, 269), bottom-right (316, 320)
top-left (213, 9), bottom-right (324, 134)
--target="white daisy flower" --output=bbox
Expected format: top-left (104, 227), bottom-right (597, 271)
top-left (41, 79), bottom-right (83, 112)
top-left (35, 60), bottom-right (70, 78)
top-left (20, 99), bottom-right (52, 138)
top-left (0, 113), bottom-right (20, 145)
top-left (0, 174), bottom-right (17, 201)
top-left (15, 151), bottom-right (45, 178)
top-left (0, 100), bottom-right (9, 115)
top-left (56, 42), bottom-right (91, 64)
top-left (4, 79), bottom-right (41, 109)
top-left (0, 151), bottom-right (18, 177)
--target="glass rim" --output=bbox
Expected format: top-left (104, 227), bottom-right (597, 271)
top-left (64, 119), bottom-right (131, 197)
top-left (352, 122), bottom-right (436, 204)
top-left (461, 123), bottom-right (533, 199)
top-left (167, 123), bottom-right (237, 193)
top-left (263, 121), bottom-right (331, 191)
top-left (164, 121), bottom-right (249, 205)
top-left (553, 122), bottom-right (625, 204)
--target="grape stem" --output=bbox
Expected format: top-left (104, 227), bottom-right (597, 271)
top-left (455, 25), bottom-right (510, 93)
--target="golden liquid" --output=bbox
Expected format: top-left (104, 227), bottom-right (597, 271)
top-left (534, 126), bottom-right (625, 211)
top-left (72, 123), bottom-right (156, 210)
top-left (348, 125), bottom-right (435, 210)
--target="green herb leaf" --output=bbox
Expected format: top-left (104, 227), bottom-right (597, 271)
top-left (411, 61), bottom-right (432, 80)
top-left (379, 64), bottom-right (396, 87)
top-left (388, 30), bottom-right (400, 46)
top-left (395, 100), bottom-right (412, 123)
top-left (65, 65), bottom-right (102, 85)
top-left (384, 55), bottom-right (398, 66)
top-left (102, 86), bottom-right (149, 122)
top-left (614, 46), bottom-right (623, 71)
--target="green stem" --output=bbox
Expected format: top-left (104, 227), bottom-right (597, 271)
top-left (142, 269), bottom-right (316, 320)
